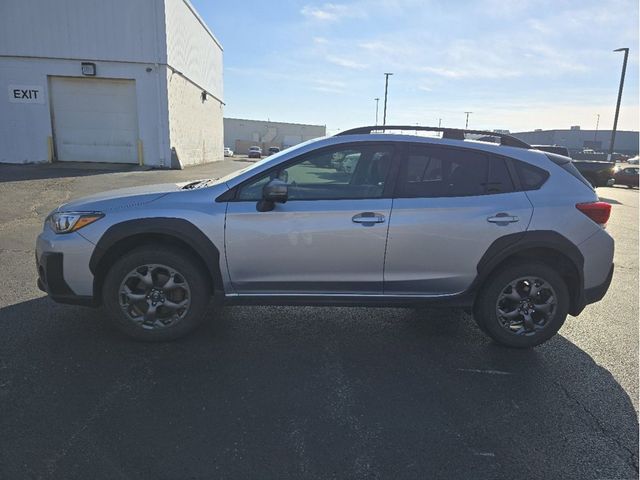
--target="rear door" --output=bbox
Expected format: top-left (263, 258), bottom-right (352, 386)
top-left (384, 144), bottom-right (534, 295)
top-left (225, 143), bottom-right (398, 295)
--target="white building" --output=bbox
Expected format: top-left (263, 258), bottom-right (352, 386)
top-left (0, 0), bottom-right (223, 168)
top-left (224, 118), bottom-right (326, 155)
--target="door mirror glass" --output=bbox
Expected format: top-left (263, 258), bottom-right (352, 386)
top-left (263, 178), bottom-right (288, 203)
top-left (257, 179), bottom-right (288, 211)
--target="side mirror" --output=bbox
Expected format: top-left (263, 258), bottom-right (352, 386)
top-left (257, 179), bottom-right (288, 212)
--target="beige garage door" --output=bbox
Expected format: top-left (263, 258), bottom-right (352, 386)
top-left (49, 77), bottom-right (139, 163)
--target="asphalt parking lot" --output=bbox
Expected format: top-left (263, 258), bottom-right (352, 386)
top-left (0, 160), bottom-right (638, 479)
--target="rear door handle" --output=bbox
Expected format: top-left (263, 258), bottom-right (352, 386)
top-left (487, 212), bottom-right (519, 224)
top-left (352, 212), bottom-right (385, 224)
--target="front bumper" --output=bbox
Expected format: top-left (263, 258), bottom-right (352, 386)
top-left (36, 252), bottom-right (95, 306)
top-left (36, 229), bottom-right (97, 306)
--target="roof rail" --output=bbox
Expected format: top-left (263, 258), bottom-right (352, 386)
top-left (336, 125), bottom-right (532, 149)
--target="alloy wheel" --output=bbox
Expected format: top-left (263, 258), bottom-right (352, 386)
top-left (118, 264), bottom-right (191, 330)
top-left (495, 276), bottom-right (557, 336)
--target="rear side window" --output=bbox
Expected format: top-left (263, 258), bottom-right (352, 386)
top-left (486, 156), bottom-right (515, 194)
top-left (397, 146), bottom-right (515, 198)
top-left (513, 160), bottom-right (549, 190)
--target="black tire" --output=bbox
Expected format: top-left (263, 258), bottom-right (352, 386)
top-left (474, 262), bottom-right (569, 348)
top-left (102, 245), bottom-right (211, 341)
top-left (627, 185), bottom-right (634, 189)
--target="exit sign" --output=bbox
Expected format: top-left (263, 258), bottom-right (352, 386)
top-left (8, 85), bottom-right (45, 104)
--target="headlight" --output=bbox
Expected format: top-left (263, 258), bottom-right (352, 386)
top-left (47, 212), bottom-right (104, 234)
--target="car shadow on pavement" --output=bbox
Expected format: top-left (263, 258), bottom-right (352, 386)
top-left (1, 297), bottom-right (638, 479)
top-left (0, 162), bottom-right (151, 183)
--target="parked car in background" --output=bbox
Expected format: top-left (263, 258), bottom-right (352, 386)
top-left (533, 144), bottom-right (614, 188)
top-left (628, 156), bottom-right (639, 165)
top-left (36, 125), bottom-right (614, 348)
top-left (571, 160), bottom-right (616, 188)
top-left (248, 146), bottom-right (262, 158)
top-left (223, 147), bottom-right (233, 157)
top-left (613, 166), bottom-right (639, 188)
top-left (268, 147), bottom-right (281, 156)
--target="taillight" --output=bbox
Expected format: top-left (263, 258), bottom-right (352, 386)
top-left (576, 202), bottom-right (611, 226)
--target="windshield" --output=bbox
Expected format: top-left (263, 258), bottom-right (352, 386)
top-left (215, 137), bottom-right (326, 184)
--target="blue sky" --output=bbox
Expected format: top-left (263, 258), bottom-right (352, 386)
top-left (192, 0), bottom-right (638, 133)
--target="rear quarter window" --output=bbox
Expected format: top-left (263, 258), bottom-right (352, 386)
top-left (513, 160), bottom-right (549, 191)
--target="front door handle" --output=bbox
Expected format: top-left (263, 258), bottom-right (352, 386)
top-left (352, 212), bottom-right (385, 224)
top-left (487, 212), bottom-right (519, 224)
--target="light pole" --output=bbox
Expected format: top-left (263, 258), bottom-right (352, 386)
top-left (438, 118), bottom-right (442, 128)
top-left (382, 73), bottom-right (393, 125)
top-left (594, 113), bottom-right (600, 142)
top-left (464, 111), bottom-right (472, 129)
top-left (374, 97), bottom-right (380, 125)
top-left (608, 47), bottom-right (629, 162)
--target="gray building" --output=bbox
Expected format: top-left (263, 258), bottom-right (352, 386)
top-left (224, 118), bottom-right (326, 154)
top-left (0, 0), bottom-right (223, 168)
top-left (512, 128), bottom-right (639, 156)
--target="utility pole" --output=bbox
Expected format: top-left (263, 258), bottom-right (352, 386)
top-left (438, 118), bottom-right (442, 128)
top-left (608, 47), bottom-right (629, 162)
top-left (464, 111), bottom-right (472, 129)
top-left (382, 73), bottom-right (393, 126)
top-left (374, 98), bottom-right (380, 125)
top-left (594, 113), bottom-right (600, 142)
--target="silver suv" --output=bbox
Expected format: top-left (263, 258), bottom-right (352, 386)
top-left (36, 126), bottom-right (614, 348)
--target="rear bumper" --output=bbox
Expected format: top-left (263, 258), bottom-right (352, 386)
top-left (584, 263), bottom-right (614, 305)
top-left (572, 263), bottom-right (614, 315)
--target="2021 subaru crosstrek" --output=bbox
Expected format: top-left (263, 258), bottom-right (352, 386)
top-left (36, 126), bottom-right (614, 348)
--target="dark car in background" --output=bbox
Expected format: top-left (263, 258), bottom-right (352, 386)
top-left (533, 145), bottom-right (615, 188)
top-left (614, 167), bottom-right (639, 188)
top-left (268, 147), bottom-right (281, 156)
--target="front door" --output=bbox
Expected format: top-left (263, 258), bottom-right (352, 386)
top-left (225, 143), bottom-right (397, 295)
top-left (384, 144), bottom-right (534, 295)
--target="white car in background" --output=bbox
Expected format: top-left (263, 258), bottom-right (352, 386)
top-left (627, 156), bottom-right (639, 165)
top-left (224, 147), bottom-right (233, 157)
top-left (248, 146), bottom-right (262, 159)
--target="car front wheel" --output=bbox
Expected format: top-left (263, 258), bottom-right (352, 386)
top-left (474, 262), bottom-right (569, 348)
top-left (103, 245), bottom-right (211, 341)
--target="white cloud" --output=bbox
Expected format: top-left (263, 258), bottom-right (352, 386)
top-left (300, 3), bottom-right (363, 22)
top-left (326, 55), bottom-right (368, 69)
top-left (312, 79), bottom-right (347, 93)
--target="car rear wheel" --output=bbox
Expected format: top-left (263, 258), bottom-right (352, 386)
top-left (474, 262), bottom-right (569, 348)
top-left (103, 245), bottom-right (211, 341)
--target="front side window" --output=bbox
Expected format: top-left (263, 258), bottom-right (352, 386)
top-left (397, 146), bottom-right (516, 198)
top-left (237, 145), bottom-right (394, 201)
